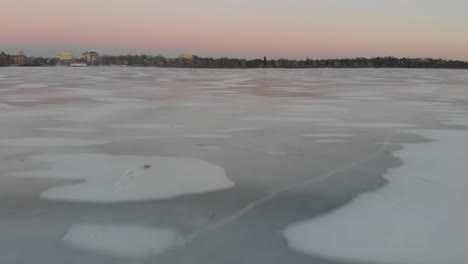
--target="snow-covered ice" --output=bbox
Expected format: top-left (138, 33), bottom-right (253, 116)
top-left (284, 130), bottom-right (468, 264)
top-left (9, 154), bottom-right (234, 203)
top-left (64, 224), bottom-right (180, 257)
top-left (1, 68), bottom-right (468, 264)
top-left (0, 138), bottom-right (110, 147)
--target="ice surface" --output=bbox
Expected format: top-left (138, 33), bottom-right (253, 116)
top-left (279, 105), bottom-right (348, 113)
top-left (192, 145), bottom-right (220, 150)
top-left (2, 68), bottom-right (468, 264)
top-left (56, 103), bottom-right (153, 122)
top-left (9, 154), bottom-right (234, 203)
top-left (175, 102), bottom-right (226, 108)
top-left (398, 101), bottom-right (451, 106)
top-left (175, 134), bottom-right (232, 139)
top-left (64, 224), bottom-right (180, 257)
top-left (298, 133), bottom-right (353, 138)
top-left (15, 83), bottom-right (49, 88)
top-left (112, 123), bottom-right (184, 129)
top-left (92, 97), bottom-right (147, 103)
top-left (442, 117), bottom-right (468, 126)
top-left (59, 87), bottom-right (114, 97)
top-left (334, 90), bottom-right (381, 97)
top-left (333, 91), bottom-right (390, 100)
top-left (341, 96), bottom-right (390, 100)
top-left (406, 86), bottom-right (440, 94)
top-left (271, 86), bottom-right (309, 93)
top-left (312, 139), bottom-right (348, 143)
top-left (0, 104), bottom-right (151, 123)
top-left (109, 136), bottom-right (163, 141)
top-left (242, 116), bottom-right (338, 123)
top-left (4, 99), bottom-right (41, 103)
top-left (206, 127), bottom-right (263, 133)
top-left (38, 127), bottom-right (100, 133)
top-left (322, 122), bottom-right (415, 128)
top-left (0, 108), bottom-right (62, 119)
top-left (284, 130), bottom-right (468, 264)
top-left (406, 100), bottom-right (468, 127)
top-left (0, 138), bottom-right (110, 147)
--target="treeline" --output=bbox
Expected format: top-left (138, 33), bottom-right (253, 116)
top-left (99, 55), bottom-right (468, 69)
top-left (2, 52), bottom-right (468, 69)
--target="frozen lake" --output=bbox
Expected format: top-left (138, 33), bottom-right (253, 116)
top-left (0, 67), bottom-right (468, 264)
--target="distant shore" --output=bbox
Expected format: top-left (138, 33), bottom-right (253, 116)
top-left (2, 52), bottom-right (468, 69)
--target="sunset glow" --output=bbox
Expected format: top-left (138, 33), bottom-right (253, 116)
top-left (2, 0), bottom-right (468, 59)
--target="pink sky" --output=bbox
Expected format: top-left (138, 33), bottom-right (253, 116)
top-left (2, 0), bottom-right (467, 59)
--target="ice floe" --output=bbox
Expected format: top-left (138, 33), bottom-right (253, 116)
top-left (9, 154), bottom-right (234, 203)
top-left (284, 129), bottom-right (468, 264)
top-left (64, 224), bottom-right (180, 258)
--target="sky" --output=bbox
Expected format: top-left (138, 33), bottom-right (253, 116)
top-left (1, 0), bottom-right (468, 59)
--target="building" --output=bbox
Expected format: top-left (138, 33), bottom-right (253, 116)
top-left (10, 51), bottom-right (32, 65)
top-left (179, 54), bottom-right (194, 64)
top-left (56, 52), bottom-right (74, 61)
top-left (82, 51), bottom-right (99, 65)
top-left (55, 52), bottom-right (74, 65)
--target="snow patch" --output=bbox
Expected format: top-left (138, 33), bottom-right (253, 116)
top-left (284, 130), bottom-right (468, 264)
top-left (9, 154), bottom-right (234, 203)
top-left (0, 138), bottom-right (109, 147)
top-left (64, 224), bottom-right (179, 258)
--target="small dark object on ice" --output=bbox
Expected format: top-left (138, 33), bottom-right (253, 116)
top-left (144, 164), bottom-right (151, 169)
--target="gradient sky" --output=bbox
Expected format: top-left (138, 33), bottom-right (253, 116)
top-left (2, 0), bottom-right (467, 59)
